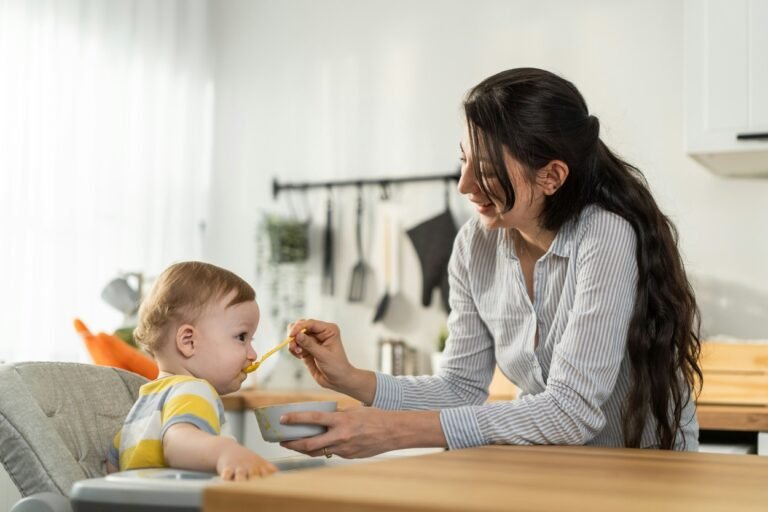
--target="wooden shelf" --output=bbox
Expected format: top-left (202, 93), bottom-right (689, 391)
top-left (697, 404), bottom-right (768, 432)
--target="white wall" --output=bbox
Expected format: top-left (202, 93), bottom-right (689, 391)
top-left (208, 0), bottom-right (768, 385)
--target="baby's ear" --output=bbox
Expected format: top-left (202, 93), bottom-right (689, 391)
top-left (176, 324), bottom-right (196, 358)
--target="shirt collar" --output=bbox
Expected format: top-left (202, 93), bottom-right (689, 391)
top-left (502, 208), bottom-right (584, 261)
top-left (549, 204), bottom-right (601, 258)
top-left (548, 221), bottom-right (573, 258)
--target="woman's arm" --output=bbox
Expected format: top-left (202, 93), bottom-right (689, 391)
top-left (288, 220), bottom-right (496, 412)
top-left (282, 222), bottom-right (495, 457)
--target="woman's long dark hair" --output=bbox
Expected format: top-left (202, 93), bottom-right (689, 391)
top-left (464, 68), bottom-right (702, 449)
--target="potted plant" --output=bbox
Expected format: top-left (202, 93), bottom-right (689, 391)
top-left (264, 214), bottom-right (309, 264)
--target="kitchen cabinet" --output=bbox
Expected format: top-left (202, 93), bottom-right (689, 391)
top-left (685, 0), bottom-right (768, 176)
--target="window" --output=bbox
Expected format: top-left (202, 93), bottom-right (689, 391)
top-left (0, 0), bottom-right (213, 362)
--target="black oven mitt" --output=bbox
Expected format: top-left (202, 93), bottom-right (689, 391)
top-left (406, 210), bottom-right (457, 313)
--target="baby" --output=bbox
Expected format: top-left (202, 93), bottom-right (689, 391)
top-left (107, 261), bottom-right (277, 480)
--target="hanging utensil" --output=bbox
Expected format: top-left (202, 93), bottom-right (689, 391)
top-left (348, 186), bottom-right (367, 302)
top-left (322, 187), bottom-right (334, 295)
top-left (372, 214), bottom-right (391, 322)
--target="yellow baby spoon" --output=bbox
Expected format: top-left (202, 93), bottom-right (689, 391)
top-left (244, 329), bottom-right (306, 374)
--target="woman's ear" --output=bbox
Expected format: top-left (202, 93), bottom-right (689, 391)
top-left (176, 324), bottom-right (196, 358)
top-left (537, 160), bottom-right (569, 195)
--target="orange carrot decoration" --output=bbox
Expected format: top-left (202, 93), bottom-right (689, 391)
top-left (74, 318), bottom-right (158, 379)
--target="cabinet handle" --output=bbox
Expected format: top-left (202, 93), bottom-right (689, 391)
top-left (736, 132), bottom-right (768, 141)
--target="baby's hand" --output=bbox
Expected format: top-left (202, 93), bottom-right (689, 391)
top-left (217, 444), bottom-right (278, 480)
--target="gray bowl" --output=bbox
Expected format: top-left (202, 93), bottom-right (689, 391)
top-left (253, 401), bottom-right (337, 442)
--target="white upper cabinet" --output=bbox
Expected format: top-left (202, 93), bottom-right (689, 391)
top-left (685, 0), bottom-right (768, 176)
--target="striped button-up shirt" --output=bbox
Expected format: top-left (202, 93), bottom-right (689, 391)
top-left (373, 205), bottom-right (698, 450)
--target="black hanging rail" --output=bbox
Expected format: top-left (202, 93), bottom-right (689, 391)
top-left (272, 171), bottom-right (461, 199)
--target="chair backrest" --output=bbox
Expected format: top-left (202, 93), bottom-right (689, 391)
top-left (0, 362), bottom-right (146, 497)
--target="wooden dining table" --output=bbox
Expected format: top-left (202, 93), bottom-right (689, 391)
top-left (203, 444), bottom-right (768, 512)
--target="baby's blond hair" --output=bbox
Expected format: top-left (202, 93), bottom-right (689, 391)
top-left (134, 261), bottom-right (255, 355)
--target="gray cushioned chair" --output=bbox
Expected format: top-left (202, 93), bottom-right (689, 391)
top-left (0, 362), bottom-right (146, 511)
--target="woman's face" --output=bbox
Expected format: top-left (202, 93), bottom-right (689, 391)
top-left (457, 122), bottom-right (544, 230)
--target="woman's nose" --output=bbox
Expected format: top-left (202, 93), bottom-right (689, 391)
top-left (457, 163), bottom-right (477, 195)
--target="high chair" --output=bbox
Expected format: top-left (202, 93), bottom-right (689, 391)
top-left (0, 362), bottom-right (146, 511)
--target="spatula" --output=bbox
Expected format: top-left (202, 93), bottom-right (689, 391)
top-left (348, 188), bottom-right (367, 302)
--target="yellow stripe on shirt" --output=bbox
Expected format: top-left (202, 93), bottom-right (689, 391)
top-left (163, 393), bottom-right (220, 433)
top-left (120, 440), bottom-right (165, 470)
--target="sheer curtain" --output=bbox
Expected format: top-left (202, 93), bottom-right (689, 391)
top-left (0, 0), bottom-right (213, 362)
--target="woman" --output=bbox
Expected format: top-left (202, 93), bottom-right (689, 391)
top-left (281, 68), bottom-right (702, 457)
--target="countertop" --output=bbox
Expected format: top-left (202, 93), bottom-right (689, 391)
top-left (203, 444), bottom-right (768, 512)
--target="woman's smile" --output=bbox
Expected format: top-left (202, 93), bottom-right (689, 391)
top-left (469, 194), bottom-right (498, 215)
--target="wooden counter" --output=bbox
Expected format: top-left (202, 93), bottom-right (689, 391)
top-left (203, 445), bottom-right (768, 512)
top-left (223, 389), bottom-right (768, 429)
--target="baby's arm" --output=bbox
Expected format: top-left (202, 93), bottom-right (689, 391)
top-left (163, 423), bottom-right (277, 480)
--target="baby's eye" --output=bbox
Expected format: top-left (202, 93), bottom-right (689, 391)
top-left (236, 332), bottom-right (248, 342)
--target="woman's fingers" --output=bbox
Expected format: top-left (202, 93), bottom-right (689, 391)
top-left (280, 434), bottom-right (335, 456)
top-left (289, 318), bottom-right (339, 343)
top-left (286, 318), bottom-right (352, 392)
top-left (288, 340), bottom-right (302, 355)
top-left (285, 328), bottom-right (324, 359)
top-left (280, 410), bottom-right (336, 427)
top-left (278, 408), bottom-right (393, 459)
top-left (293, 330), bottom-right (316, 350)
top-left (279, 413), bottom-right (339, 455)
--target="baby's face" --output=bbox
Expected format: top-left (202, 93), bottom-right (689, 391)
top-left (190, 293), bottom-right (259, 395)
